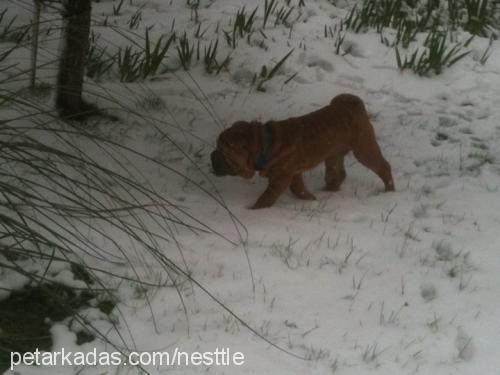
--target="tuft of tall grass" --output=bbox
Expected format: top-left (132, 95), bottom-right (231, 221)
top-left (344, 0), bottom-right (499, 37)
top-left (252, 49), bottom-right (294, 91)
top-left (0, 9), bottom-right (31, 44)
top-left (188, 0), bottom-right (200, 23)
top-left (224, 6), bottom-right (257, 49)
top-left (117, 45), bottom-right (142, 82)
top-left (234, 6), bottom-right (258, 38)
top-left (274, 5), bottom-right (294, 27)
top-left (395, 30), bottom-right (471, 75)
top-left (194, 22), bottom-right (209, 39)
top-left (86, 33), bottom-right (115, 80)
top-left (477, 35), bottom-right (494, 64)
top-left (263, 0), bottom-right (278, 29)
top-left (112, 0), bottom-right (124, 16)
top-left (462, 0), bottom-right (496, 36)
top-left (342, 0), bottom-right (495, 74)
top-left (0, 9), bottom-right (305, 364)
top-left (177, 32), bottom-right (195, 70)
top-left (0, 97), bottom-right (172, 362)
top-left (0, 84), bottom-right (248, 362)
top-left (128, 6), bottom-right (144, 30)
top-left (117, 29), bottom-right (175, 81)
top-left (325, 23), bottom-right (347, 54)
top-left (203, 40), bottom-right (231, 74)
top-left (142, 30), bottom-right (175, 76)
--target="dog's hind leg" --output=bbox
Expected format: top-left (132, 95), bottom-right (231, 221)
top-left (324, 152), bottom-right (347, 191)
top-left (290, 174), bottom-right (316, 200)
top-left (352, 130), bottom-right (395, 192)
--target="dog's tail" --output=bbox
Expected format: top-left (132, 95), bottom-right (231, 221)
top-left (330, 94), bottom-right (367, 114)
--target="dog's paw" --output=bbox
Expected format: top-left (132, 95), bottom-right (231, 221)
top-left (323, 185), bottom-right (341, 192)
top-left (385, 180), bottom-right (395, 192)
top-left (249, 201), bottom-right (272, 209)
top-left (296, 191), bottom-right (317, 200)
top-left (249, 204), bottom-right (266, 209)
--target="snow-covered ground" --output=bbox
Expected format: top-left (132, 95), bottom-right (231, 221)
top-left (2, 0), bottom-right (500, 374)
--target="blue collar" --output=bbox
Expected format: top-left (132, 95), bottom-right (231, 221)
top-left (254, 123), bottom-right (273, 171)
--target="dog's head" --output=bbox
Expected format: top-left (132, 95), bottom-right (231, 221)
top-left (210, 149), bottom-right (236, 176)
top-left (211, 121), bottom-right (261, 179)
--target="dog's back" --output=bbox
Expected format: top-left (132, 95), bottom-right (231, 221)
top-left (269, 94), bottom-right (369, 160)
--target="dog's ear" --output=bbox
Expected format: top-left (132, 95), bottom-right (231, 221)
top-left (248, 121), bottom-right (264, 154)
top-left (213, 121), bottom-right (257, 179)
top-left (222, 121), bottom-right (261, 151)
top-left (236, 121), bottom-right (263, 147)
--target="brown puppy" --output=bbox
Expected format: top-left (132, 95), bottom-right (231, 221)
top-left (211, 94), bottom-right (394, 209)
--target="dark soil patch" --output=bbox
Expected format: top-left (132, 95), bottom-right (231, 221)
top-left (0, 280), bottom-right (114, 373)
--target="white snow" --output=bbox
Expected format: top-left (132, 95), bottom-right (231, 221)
top-left (1, 0), bottom-right (500, 374)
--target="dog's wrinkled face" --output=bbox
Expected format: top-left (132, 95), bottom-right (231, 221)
top-left (211, 121), bottom-right (257, 179)
top-left (210, 149), bottom-right (236, 176)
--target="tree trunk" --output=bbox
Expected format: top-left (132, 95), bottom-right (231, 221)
top-left (55, 0), bottom-right (91, 119)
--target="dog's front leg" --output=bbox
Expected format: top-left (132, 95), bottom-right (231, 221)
top-left (290, 174), bottom-right (316, 200)
top-left (251, 175), bottom-right (293, 209)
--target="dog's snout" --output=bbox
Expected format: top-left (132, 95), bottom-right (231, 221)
top-left (211, 149), bottom-right (234, 176)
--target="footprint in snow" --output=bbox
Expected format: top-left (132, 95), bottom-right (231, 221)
top-left (455, 326), bottom-right (474, 361)
top-left (420, 282), bottom-right (437, 302)
top-left (341, 39), bottom-right (365, 58)
top-left (306, 54), bottom-right (334, 73)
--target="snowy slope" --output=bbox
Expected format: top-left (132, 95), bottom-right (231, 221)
top-left (2, 0), bottom-right (500, 374)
